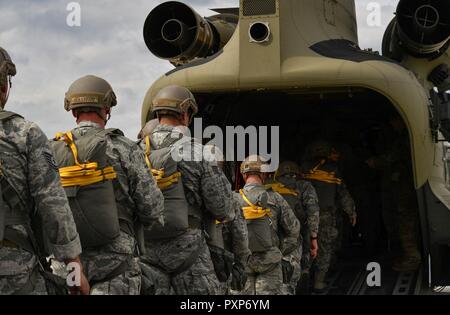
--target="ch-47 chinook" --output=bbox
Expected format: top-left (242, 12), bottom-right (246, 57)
top-left (140, 0), bottom-right (450, 294)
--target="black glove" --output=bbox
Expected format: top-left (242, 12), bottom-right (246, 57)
top-left (231, 262), bottom-right (247, 291)
top-left (282, 259), bottom-right (294, 284)
top-left (209, 245), bottom-right (234, 283)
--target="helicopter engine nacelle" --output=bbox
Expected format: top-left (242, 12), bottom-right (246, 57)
top-left (382, 0), bottom-right (450, 60)
top-left (143, 1), bottom-right (238, 66)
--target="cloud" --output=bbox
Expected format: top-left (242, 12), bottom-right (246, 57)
top-left (0, 0), bottom-right (398, 139)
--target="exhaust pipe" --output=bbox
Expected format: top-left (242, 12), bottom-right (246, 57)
top-left (383, 0), bottom-right (450, 59)
top-left (143, 1), bottom-right (238, 66)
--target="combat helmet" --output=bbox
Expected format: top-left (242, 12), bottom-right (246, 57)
top-left (308, 140), bottom-right (332, 159)
top-left (0, 47), bottom-right (17, 108)
top-left (64, 75), bottom-right (117, 112)
top-left (240, 155), bottom-right (270, 175)
top-left (151, 85), bottom-right (198, 123)
top-left (277, 161), bottom-right (300, 177)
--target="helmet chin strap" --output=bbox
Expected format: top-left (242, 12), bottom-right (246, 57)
top-left (0, 76), bottom-right (11, 109)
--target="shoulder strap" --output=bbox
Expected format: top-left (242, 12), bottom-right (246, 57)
top-left (100, 128), bottom-right (124, 137)
top-left (265, 182), bottom-right (299, 197)
top-left (0, 110), bottom-right (22, 122)
top-left (239, 189), bottom-right (271, 220)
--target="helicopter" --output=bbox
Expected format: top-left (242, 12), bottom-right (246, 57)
top-left (140, 0), bottom-right (450, 292)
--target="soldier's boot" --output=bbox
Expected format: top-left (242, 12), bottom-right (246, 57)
top-left (392, 219), bottom-right (421, 272)
top-left (296, 271), bottom-right (311, 295)
top-left (313, 272), bottom-right (327, 294)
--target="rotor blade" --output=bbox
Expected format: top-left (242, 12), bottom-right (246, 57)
top-left (210, 7), bottom-right (239, 15)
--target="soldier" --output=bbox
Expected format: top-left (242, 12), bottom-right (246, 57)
top-left (50, 75), bottom-right (164, 295)
top-left (0, 47), bottom-right (89, 295)
top-left (266, 161), bottom-right (320, 295)
top-left (139, 85), bottom-right (233, 295)
top-left (202, 145), bottom-right (250, 295)
top-left (236, 155), bottom-right (300, 295)
top-left (366, 116), bottom-right (421, 271)
top-left (301, 141), bottom-right (357, 293)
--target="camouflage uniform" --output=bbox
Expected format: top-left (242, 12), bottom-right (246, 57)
top-left (236, 183), bottom-right (300, 295)
top-left (64, 121), bottom-right (164, 295)
top-left (371, 127), bottom-right (421, 270)
top-left (217, 198), bottom-right (251, 294)
top-left (0, 113), bottom-right (82, 294)
top-left (301, 159), bottom-right (355, 278)
top-left (141, 124), bottom-right (232, 295)
top-left (268, 176), bottom-right (320, 294)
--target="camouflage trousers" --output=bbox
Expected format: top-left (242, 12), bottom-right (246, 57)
top-left (282, 247), bottom-right (302, 295)
top-left (143, 229), bottom-right (220, 295)
top-left (218, 278), bottom-right (232, 295)
top-left (397, 206), bottom-right (421, 260)
top-left (301, 225), bottom-right (312, 272)
top-left (0, 247), bottom-right (47, 295)
top-left (80, 232), bottom-right (141, 295)
top-left (314, 213), bottom-right (338, 274)
top-left (241, 263), bottom-right (283, 295)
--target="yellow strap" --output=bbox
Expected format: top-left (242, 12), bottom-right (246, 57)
top-left (265, 182), bottom-right (299, 196)
top-left (55, 132), bottom-right (82, 166)
top-left (239, 189), bottom-right (272, 220)
top-left (144, 136), bottom-right (152, 170)
top-left (144, 135), bottom-right (181, 190)
top-left (156, 172), bottom-right (181, 190)
top-left (302, 160), bottom-right (343, 185)
top-left (55, 131), bottom-right (117, 187)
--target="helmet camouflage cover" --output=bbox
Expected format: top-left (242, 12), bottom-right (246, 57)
top-left (151, 85), bottom-right (198, 118)
top-left (0, 47), bottom-right (17, 108)
top-left (308, 140), bottom-right (332, 158)
top-left (240, 155), bottom-right (270, 174)
top-left (278, 161), bottom-right (300, 177)
top-left (64, 75), bottom-right (117, 112)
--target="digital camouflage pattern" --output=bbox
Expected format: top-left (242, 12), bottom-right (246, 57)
top-left (223, 198), bottom-right (251, 266)
top-left (271, 176), bottom-right (320, 273)
top-left (234, 183), bottom-right (300, 295)
top-left (0, 113), bottom-right (82, 294)
top-left (301, 159), bottom-right (356, 275)
top-left (242, 262), bottom-right (283, 295)
top-left (371, 127), bottom-right (421, 269)
top-left (218, 198), bottom-right (251, 294)
top-left (141, 124), bottom-right (233, 295)
top-left (65, 121), bottom-right (164, 295)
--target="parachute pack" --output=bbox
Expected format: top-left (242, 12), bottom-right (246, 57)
top-left (50, 128), bottom-right (125, 248)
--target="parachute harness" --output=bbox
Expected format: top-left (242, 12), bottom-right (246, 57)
top-left (239, 189), bottom-right (272, 220)
top-left (55, 131), bottom-right (117, 187)
top-left (265, 182), bottom-right (299, 197)
top-left (144, 136), bottom-right (181, 190)
top-left (302, 159), bottom-right (342, 185)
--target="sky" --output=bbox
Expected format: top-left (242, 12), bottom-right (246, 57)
top-left (0, 0), bottom-right (400, 139)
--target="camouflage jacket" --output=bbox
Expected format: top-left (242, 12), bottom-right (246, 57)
top-left (274, 176), bottom-right (320, 235)
top-left (0, 111), bottom-right (81, 260)
top-left (301, 159), bottom-right (355, 217)
top-left (223, 197), bottom-right (251, 265)
top-left (235, 183), bottom-right (300, 259)
top-left (144, 124), bottom-right (233, 222)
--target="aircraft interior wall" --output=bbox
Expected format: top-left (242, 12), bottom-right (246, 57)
top-left (197, 89), bottom-right (422, 262)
